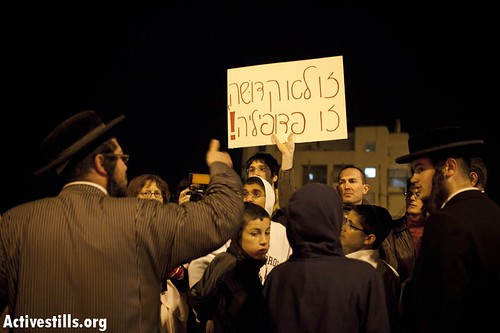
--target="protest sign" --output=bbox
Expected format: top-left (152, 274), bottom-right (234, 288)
top-left (227, 55), bottom-right (347, 148)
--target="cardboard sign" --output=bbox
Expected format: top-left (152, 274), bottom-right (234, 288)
top-left (227, 55), bottom-right (347, 148)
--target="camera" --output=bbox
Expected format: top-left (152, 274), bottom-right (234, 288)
top-left (187, 173), bottom-right (210, 202)
top-left (187, 184), bottom-right (206, 202)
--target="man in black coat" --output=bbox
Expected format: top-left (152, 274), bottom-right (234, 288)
top-left (395, 126), bottom-right (500, 333)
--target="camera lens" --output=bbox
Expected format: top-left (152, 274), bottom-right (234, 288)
top-left (187, 184), bottom-right (205, 202)
top-left (189, 193), bottom-right (203, 202)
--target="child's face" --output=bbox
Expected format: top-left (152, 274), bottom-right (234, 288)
top-left (241, 217), bottom-right (270, 260)
top-left (340, 210), bottom-right (369, 255)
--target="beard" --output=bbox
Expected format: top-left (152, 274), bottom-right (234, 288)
top-left (103, 162), bottom-right (128, 197)
top-left (426, 168), bottom-right (449, 214)
top-left (107, 174), bottom-right (128, 197)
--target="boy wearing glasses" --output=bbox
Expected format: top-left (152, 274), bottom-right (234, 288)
top-left (341, 204), bottom-right (401, 333)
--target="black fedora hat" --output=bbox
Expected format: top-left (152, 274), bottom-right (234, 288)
top-left (395, 126), bottom-right (484, 164)
top-left (34, 110), bottom-right (125, 176)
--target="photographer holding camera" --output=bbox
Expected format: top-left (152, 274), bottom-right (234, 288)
top-left (175, 173), bottom-right (210, 204)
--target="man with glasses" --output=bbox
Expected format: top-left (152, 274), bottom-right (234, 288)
top-left (0, 110), bottom-right (244, 333)
top-left (244, 133), bottom-right (297, 226)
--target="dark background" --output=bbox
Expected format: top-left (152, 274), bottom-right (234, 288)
top-left (1, 5), bottom-right (498, 213)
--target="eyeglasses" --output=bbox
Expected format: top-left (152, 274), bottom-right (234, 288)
top-left (343, 217), bottom-right (371, 234)
top-left (243, 189), bottom-right (263, 199)
top-left (403, 191), bottom-right (419, 199)
top-left (139, 190), bottom-right (163, 199)
top-left (247, 165), bottom-right (269, 174)
top-left (102, 153), bottom-right (130, 164)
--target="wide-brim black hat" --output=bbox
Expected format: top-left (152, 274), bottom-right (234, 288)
top-left (395, 126), bottom-right (484, 164)
top-left (34, 110), bottom-right (125, 176)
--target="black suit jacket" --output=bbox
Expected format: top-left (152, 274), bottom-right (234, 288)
top-left (410, 189), bottom-right (500, 333)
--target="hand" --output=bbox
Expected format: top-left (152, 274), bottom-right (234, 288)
top-left (178, 187), bottom-right (191, 205)
top-left (206, 139), bottom-right (232, 168)
top-left (272, 133), bottom-right (295, 170)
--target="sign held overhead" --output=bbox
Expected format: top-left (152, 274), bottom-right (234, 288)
top-left (227, 55), bottom-right (347, 148)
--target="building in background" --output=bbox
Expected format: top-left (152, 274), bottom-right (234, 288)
top-left (241, 122), bottom-right (410, 218)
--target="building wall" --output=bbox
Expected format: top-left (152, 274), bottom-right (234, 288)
top-left (240, 125), bottom-right (411, 218)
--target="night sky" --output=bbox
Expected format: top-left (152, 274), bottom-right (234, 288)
top-left (1, 5), bottom-right (498, 213)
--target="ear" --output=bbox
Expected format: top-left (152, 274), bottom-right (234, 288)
top-left (363, 234), bottom-right (376, 247)
top-left (363, 183), bottom-right (370, 194)
top-left (470, 171), bottom-right (479, 187)
top-left (444, 158), bottom-right (458, 177)
top-left (94, 154), bottom-right (109, 176)
top-left (272, 174), bottom-right (278, 184)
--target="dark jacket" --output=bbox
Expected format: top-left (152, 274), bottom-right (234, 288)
top-left (263, 183), bottom-right (390, 333)
top-left (381, 216), bottom-right (416, 283)
top-left (409, 190), bottom-right (500, 333)
top-left (189, 240), bottom-right (269, 333)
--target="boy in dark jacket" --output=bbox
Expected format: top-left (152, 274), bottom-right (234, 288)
top-left (189, 202), bottom-right (272, 333)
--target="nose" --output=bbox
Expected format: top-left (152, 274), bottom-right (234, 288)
top-left (259, 235), bottom-right (269, 245)
top-left (253, 171), bottom-right (265, 178)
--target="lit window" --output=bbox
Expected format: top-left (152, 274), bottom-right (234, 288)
top-left (388, 168), bottom-right (410, 189)
top-left (365, 167), bottom-right (376, 178)
top-left (302, 165), bottom-right (327, 185)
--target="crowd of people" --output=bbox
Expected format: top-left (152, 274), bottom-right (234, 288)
top-left (1, 110), bottom-right (499, 333)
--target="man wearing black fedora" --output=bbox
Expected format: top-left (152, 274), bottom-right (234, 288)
top-left (0, 110), bottom-right (244, 332)
top-left (395, 126), bottom-right (500, 333)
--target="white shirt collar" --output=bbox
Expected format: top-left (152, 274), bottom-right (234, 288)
top-left (346, 249), bottom-right (379, 269)
top-left (441, 187), bottom-right (480, 209)
top-left (63, 181), bottom-right (108, 195)
top-left (346, 249), bottom-right (399, 277)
